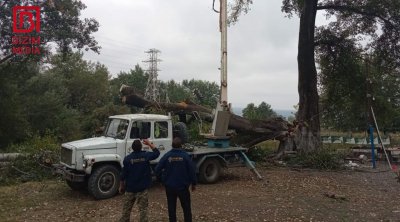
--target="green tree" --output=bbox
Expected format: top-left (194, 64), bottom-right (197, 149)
top-left (181, 79), bottom-right (219, 107)
top-left (228, 0), bottom-right (253, 25)
top-left (111, 65), bottom-right (148, 94)
top-left (161, 80), bottom-right (190, 103)
top-left (47, 53), bottom-right (110, 114)
top-left (0, 0), bottom-right (99, 63)
top-left (0, 0), bottom-right (100, 147)
top-left (82, 103), bottom-right (131, 138)
top-left (0, 60), bottom-right (41, 147)
top-left (50, 53), bottom-right (113, 139)
top-left (282, 0), bottom-right (400, 153)
top-left (243, 102), bottom-right (277, 120)
top-left (319, 43), bottom-right (400, 131)
top-left (157, 79), bottom-right (219, 108)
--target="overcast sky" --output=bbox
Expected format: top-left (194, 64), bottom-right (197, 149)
top-left (81, 0), bottom-right (301, 110)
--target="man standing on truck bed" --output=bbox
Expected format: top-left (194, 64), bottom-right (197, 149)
top-left (155, 137), bottom-right (197, 222)
top-left (119, 139), bottom-right (160, 222)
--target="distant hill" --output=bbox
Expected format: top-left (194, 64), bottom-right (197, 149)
top-left (231, 107), bottom-right (295, 118)
top-left (231, 107), bottom-right (244, 116)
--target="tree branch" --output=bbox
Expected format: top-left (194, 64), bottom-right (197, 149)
top-left (316, 4), bottom-right (394, 28)
top-left (0, 54), bottom-right (14, 64)
top-left (0, 0), bottom-right (9, 8)
top-left (315, 38), bottom-right (343, 47)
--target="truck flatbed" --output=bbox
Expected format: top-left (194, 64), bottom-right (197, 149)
top-left (188, 146), bottom-right (247, 155)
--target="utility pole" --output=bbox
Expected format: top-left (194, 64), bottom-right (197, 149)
top-left (143, 48), bottom-right (161, 102)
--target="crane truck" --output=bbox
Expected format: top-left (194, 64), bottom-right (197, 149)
top-left (55, 113), bottom-right (261, 199)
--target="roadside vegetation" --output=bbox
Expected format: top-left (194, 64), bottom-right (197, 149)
top-left (0, 134), bottom-right (60, 186)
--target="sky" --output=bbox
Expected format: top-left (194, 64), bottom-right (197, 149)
top-left (80, 0), bottom-right (301, 110)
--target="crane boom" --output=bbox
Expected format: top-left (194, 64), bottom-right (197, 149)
top-left (209, 0), bottom-right (230, 138)
top-left (220, 0), bottom-right (228, 106)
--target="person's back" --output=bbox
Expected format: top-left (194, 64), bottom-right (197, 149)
top-left (123, 149), bottom-right (159, 192)
top-left (119, 139), bottom-right (160, 222)
top-left (155, 138), bottom-right (196, 222)
top-left (160, 149), bottom-right (195, 190)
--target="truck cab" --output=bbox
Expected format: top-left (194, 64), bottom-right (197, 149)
top-left (57, 114), bottom-right (174, 199)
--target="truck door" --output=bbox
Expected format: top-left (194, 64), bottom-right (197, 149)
top-left (125, 121), bottom-right (151, 155)
top-left (151, 120), bottom-right (172, 161)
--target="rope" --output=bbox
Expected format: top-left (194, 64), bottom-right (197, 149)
top-left (212, 0), bottom-right (220, 13)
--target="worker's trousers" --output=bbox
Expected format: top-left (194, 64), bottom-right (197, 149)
top-left (119, 189), bottom-right (149, 222)
top-left (165, 186), bottom-right (192, 222)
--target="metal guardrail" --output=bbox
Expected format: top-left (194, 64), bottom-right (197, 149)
top-left (321, 136), bottom-right (391, 145)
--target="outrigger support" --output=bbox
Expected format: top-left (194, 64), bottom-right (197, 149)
top-left (240, 151), bottom-right (263, 180)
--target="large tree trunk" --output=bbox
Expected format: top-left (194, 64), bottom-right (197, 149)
top-left (296, 0), bottom-right (321, 153)
top-left (120, 85), bottom-right (291, 148)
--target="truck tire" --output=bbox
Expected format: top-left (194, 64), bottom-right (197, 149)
top-left (66, 180), bottom-right (87, 191)
top-left (88, 165), bottom-right (120, 200)
top-left (173, 122), bottom-right (188, 143)
top-left (199, 158), bottom-right (221, 184)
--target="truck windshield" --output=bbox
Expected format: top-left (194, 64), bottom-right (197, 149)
top-left (104, 119), bottom-right (129, 139)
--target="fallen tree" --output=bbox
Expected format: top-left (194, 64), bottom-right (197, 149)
top-left (120, 85), bottom-right (295, 153)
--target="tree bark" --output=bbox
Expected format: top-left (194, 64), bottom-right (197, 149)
top-left (296, 0), bottom-right (321, 153)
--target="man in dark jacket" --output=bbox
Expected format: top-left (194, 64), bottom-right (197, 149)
top-left (155, 137), bottom-right (197, 222)
top-left (119, 139), bottom-right (160, 222)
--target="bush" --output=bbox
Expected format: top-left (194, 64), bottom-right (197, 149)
top-left (247, 146), bottom-right (276, 162)
top-left (285, 148), bottom-right (347, 170)
top-left (0, 133), bottom-right (60, 186)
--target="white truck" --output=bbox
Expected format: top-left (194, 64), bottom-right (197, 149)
top-left (55, 113), bottom-right (259, 199)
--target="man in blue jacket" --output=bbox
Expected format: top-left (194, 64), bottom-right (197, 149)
top-left (155, 137), bottom-right (197, 222)
top-left (119, 139), bottom-right (160, 222)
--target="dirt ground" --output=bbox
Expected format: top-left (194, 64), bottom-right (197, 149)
top-left (1, 164), bottom-right (400, 222)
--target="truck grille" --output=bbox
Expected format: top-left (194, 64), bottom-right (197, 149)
top-left (60, 146), bottom-right (73, 166)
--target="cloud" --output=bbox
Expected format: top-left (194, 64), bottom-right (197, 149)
top-left (81, 0), bottom-right (300, 110)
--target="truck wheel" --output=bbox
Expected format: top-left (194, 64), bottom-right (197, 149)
top-left (199, 158), bottom-right (221, 184)
top-left (66, 180), bottom-right (87, 191)
top-left (173, 122), bottom-right (189, 143)
top-left (88, 165), bottom-right (120, 199)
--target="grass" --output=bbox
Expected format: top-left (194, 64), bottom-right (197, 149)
top-left (0, 180), bottom-right (66, 219)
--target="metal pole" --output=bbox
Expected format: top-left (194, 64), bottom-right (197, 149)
top-left (369, 124), bottom-right (376, 169)
top-left (220, 0), bottom-right (228, 107)
top-left (365, 58), bottom-right (376, 169)
top-left (371, 106), bottom-right (393, 170)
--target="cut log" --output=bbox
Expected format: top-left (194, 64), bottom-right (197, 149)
top-left (120, 85), bottom-right (292, 148)
top-left (0, 153), bottom-right (22, 161)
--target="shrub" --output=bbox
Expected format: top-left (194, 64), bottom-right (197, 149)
top-left (285, 148), bottom-right (347, 170)
top-left (0, 133), bottom-right (60, 185)
top-left (247, 146), bottom-right (276, 162)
